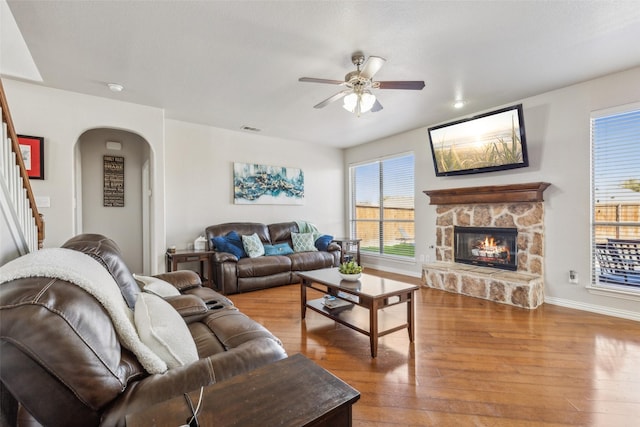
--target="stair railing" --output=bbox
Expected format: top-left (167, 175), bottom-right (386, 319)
top-left (0, 79), bottom-right (44, 252)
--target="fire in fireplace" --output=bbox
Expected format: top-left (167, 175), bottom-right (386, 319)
top-left (454, 226), bottom-right (518, 271)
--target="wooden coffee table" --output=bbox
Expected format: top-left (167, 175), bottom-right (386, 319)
top-left (299, 268), bottom-right (419, 357)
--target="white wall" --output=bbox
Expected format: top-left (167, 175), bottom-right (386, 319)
top-left (164, 119), bottom-right (344, 250)
top-left (345, 66), bottom-right (640, 320)
top-left (2, 79), bottom-right (167, 272)
top-left (79, 128), bottom-right (148, 273)
top-left (1, 80), bottom-right (344, 275)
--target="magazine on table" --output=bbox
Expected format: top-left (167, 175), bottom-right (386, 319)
top-left (322, 295), bottom-right (354, 309)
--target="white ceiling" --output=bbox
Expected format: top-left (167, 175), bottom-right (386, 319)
top-left (3, 1), bottom-right (640, 148)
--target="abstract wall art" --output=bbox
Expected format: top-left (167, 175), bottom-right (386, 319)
top-left (233, 162), bottom-right (304, 205)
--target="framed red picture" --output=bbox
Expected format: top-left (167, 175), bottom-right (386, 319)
top-left (17, 135), bottom-right (44, 179)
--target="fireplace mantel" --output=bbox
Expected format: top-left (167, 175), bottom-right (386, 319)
top-left (423, 182), bottom-right (551, 205)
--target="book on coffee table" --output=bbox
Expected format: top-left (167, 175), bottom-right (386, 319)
top-left (337, 291), bottom-right (359, 304)
top-left (322, 297), bottom-right (353, 310)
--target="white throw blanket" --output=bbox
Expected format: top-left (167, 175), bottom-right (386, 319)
top-left (0, 248), bottom-right (168, 374)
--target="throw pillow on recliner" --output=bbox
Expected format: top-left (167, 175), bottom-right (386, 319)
top-left (134, 293), bottom-right (199, 369)
top-left (211, 231), bottom-right (247, 258)
top-left (133, 274), bottom-right (181, 297)
top-left (292, 232), bottom-right (318, 253)
top-left (242, 233), bottom-right (265, 258)
top-left (264, 242), bottom-right (294, 256)
top-left (314, 234), bottom-right (334, 251)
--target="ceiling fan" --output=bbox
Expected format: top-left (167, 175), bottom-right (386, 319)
top-left (299, 52), bottom-right (425, 116)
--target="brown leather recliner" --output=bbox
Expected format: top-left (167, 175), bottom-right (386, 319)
top-left (206, 221), bottom-right (341, 294)
top-left (0, 234), bottom-right (287, 427)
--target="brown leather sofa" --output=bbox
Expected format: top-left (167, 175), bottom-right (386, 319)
top-left (0, 234), bottom-right (287, 427)
top-left (205, 222), bottom-right (341, 295)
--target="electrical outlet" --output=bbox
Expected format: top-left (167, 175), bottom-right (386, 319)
top-left (569, 270), bottom-right (579, 284)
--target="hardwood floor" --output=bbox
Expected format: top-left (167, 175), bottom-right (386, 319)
top-left (228, 270), bottom-right (640, 426)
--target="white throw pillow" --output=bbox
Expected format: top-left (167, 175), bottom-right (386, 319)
top-left (133, 274), bottom-right (181, 297)
top-left (292, 232), bottom-right (318, 253)
top-left (242, 233), bottom-right (265, 258)
top-left (134, 293), bottom-right (199, 369)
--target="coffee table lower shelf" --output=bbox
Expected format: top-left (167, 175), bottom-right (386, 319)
top-left (306, 298), bottom-right (410, 338)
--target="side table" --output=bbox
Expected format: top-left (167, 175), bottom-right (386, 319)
top-left (125, 353), bottom-right (360, 427)
top-left (166, 249), bottom-right (215, 288)
top-left (333, 237), bottom-right (361, 265)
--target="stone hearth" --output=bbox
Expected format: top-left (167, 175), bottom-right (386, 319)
top-left (422, 263), bottom-right (544, 308)
top-left (422, 183), bottom-right (550, 309)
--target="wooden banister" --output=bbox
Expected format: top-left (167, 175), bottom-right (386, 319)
top-left (0, 79), bottom-right (45, 247)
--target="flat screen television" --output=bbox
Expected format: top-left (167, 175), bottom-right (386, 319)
top-left (428, 104), bottom-right (529, 176)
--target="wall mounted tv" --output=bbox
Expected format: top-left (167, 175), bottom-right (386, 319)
top-left (428, 104), bottom-right (529, 176)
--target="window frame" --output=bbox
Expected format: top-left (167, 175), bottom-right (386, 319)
top-left (348, 151), bottom-right (415, 262)
top-left (589, 102), bottom-right (640, 299)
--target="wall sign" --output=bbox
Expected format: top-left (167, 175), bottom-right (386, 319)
top-left (103, 155), bottom-right (124, 207)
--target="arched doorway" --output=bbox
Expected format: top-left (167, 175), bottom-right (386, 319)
top-left (75, 128), bottom-right (152, 274)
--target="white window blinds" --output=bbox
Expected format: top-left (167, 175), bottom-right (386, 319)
top-left (591, 107), bottom-right (640, 290)
top-left (350, 153), bottom-right (415, 259)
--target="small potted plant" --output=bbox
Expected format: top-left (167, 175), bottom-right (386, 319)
top-left (338, 260), bottom-right (363, 281)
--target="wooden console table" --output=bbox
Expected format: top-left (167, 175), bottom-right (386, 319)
top-left (333, 237), bottom-right (361, 265)
top-left (126, 354), bottom-right (360, 427)
top-left (166, 249), bottom-right (215, 288)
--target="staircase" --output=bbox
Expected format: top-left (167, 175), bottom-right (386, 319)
top-left (0, 79), bottom-right (44, 254)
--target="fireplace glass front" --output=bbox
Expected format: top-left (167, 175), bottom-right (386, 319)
top-left (454, 226), bottom-right (518, 271)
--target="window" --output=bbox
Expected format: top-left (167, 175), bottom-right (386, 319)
top-left (349, 153), bottom-right (415, 259)
top-left (591, 106), bottom-right (640, 292)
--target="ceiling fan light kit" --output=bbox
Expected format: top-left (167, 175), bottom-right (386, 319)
top-left (299, 52), bottom-right (425, 116)
top-left (343, 90), bottom-right (376, 116)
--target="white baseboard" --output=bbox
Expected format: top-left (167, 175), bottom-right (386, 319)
top-left (544, 296), bottom-right (640, 322)
top-left (363, 264), bottom-right (422, 279)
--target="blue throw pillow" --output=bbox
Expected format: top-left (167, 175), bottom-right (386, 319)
top-left (315, 234), bottom-right (333, 251)
top-left (264, 243), bottom-right (294, 256)
top-left (225, 231), bottom-right (247, 258)
top-left (211, 237), bottom-right (241, 258)
top-left (211, 231), bottom-right (247, 258)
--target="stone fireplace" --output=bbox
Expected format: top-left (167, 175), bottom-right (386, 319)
top-left (422, 182), bottom-right (550, 309)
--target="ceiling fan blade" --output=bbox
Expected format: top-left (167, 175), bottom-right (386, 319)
top-left (377, 80), bottom-right (425, 90)
top-left (360, 56), bottom-right (386, 80)
top-left (313, 90), bottom-right (351, 109)
top-left (299, 77), bottom-right (345, 85)
top-left (371, 99), bottom-right (383, 113)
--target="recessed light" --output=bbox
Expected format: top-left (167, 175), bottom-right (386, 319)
top-left (453, 100), bottom-right (465, 109)
top-left (107, 83), bottom-right (124, 92)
